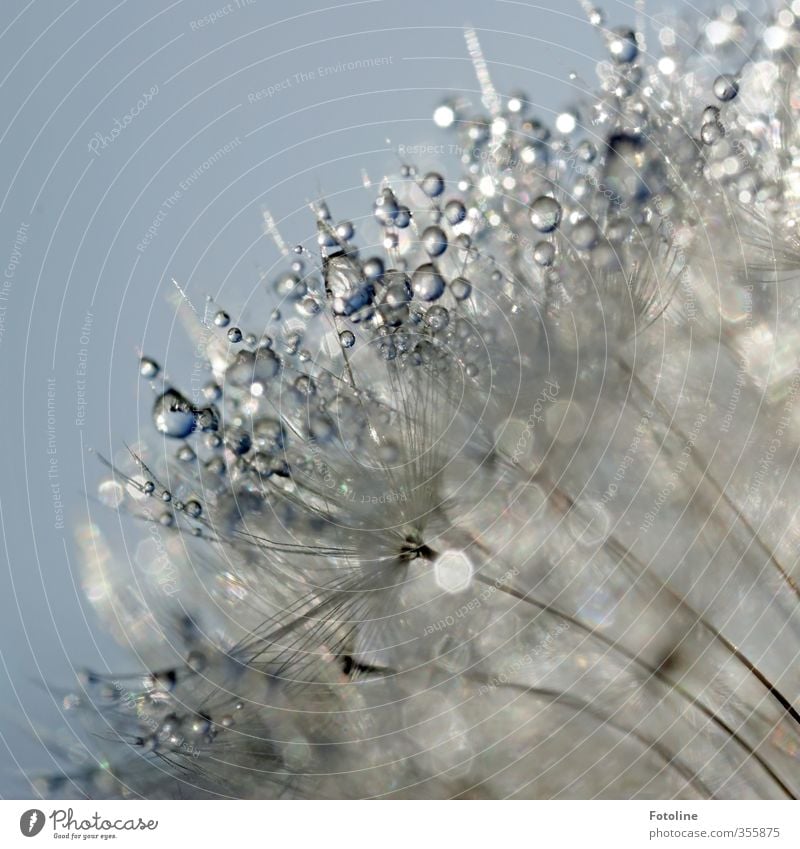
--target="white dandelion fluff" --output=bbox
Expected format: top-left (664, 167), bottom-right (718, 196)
top-left (54, 2), bottom-right (800, 799)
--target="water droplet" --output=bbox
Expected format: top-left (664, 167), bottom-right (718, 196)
top-left (294, 374), bottom-right (315, 396)
top-left (177, 445), bottom-right (196, 463)
top-left (373, 188), bottom-right (400, 225)
top-left (422, 225), bottom-right (448, 257)
top-left (227, 327), bottom-right (242, 343)
top-left (339, 330), bottom-right (355, 348)
top-left (379, 340), bottom-right (397, 360)
top-left (425, 305), bottom-right (449, 331)
top-left (530, 196), bottom-right (562, 232)
top-left (411, 263), bottom-right (446, 301)
top-left (363, 257), bottom-right (384, 281)
top-left (184, 500), bottom-right (202, 518)
top-left (395, 205), bottom-right (412, 228)
top-left (153, 389), bottom-right (195, 438)
top-left (335, 220), bottom-right (354, 240)
top-left (533, 241), bottom-right (555, 266)
top-left (191, 715), bottom-right (211, 736)
top-left (571, 218), bottom-right (599, 250)
top-left (444, 199), bottom-right (466, 225)
top-left (203, 382), bottom-right (221, 402)
top-left (713, 74), bottom-right (738, 101)
top-left (450, 276), bottom-right (472, 300)
top-left (608, 27), bottom-right (638, 63)
top-left (421, 172), bottom-right (445, 197)
top-left (213, 311), bottom-right (230, 328)
top-left (603, 132), bottom-right (654, 202)
top-left (195, 407), bottom-right (219, 432)
top-left (325, 254), bottom-right (374, 316)
top-left (226, 347), bottom-right (280, 392)
top-left (701, 121), bottom-right (723, 145)
top-left (139, 357), bottom-right (159, 379)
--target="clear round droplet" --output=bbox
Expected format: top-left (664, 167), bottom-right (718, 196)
top-left (422, 225), bottom-right (448, 257)
top-left (363, 257), bottom-right (384, 281)
top-left (139, 357), bottom-right (160, 379)
top-left (177, 445), bottom-right (196, 463)
top-left (184, 500), bottom-right (202, 518)
top-left (450, 276), bottom-right (472, 300)
top-left (411, 263), bottom-right (446, 301)
top-left (530, 196), bottom-right (562, 233)
top-left (339, 330), bottom-right (355, 348)
top-left (153, 389), bottom-right (195, 439)
top-left (571, 218), bottom-right (599, 250)
top-left (227, 327), bottom-right (242, 343)
top-left (374, 188), bottom-right (399, 225)
top-left (533, 241), bottom-right (556, 266)
top-left (713, 74), bottom-right (738, 101)
top-left (214, 310), bottom-right (230, 328)
top-left (395, 205), bottom-right (412, 228)
top-left (701, 121), bottom-right (723, 145)
top-left (444, 199), bottom-right (466, 225)
top-left (425, 305), bottom-right (449, 332)
top-left (421, 172), bottom-right (445, 197)
top-left (608, 27), bottom-right (638, 63)
top-left (335, 220), bottom-right (354, 240)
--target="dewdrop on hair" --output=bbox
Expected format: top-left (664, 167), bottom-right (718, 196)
top-left (58, 5), bottom-right (800, 799)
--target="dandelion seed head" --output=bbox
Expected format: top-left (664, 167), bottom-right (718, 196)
top-left (67, 1), bottom-right (800, 801)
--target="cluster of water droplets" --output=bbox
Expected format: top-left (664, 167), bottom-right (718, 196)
top-left (62, 2), bottom-right (800, 799)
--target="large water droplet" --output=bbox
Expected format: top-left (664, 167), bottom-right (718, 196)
top-left (324, 254), bottom-right (375, 316)
top-left (139, 357), bottom-right (159, 379)
top-left (530, 196), bottom-right (562, 232)
top-left (153, 389), bottom-right (195, 438)
top-left (713, 74), bottom-right (738, 101)
top-left (608, 27), bottom-right (638, 63)
top-left (421, 172), bottom-right (445, 197)
top-left (444, 199), bottom-right (466, 225)
top-left (422, 226), bottom-right (448, 257)
top-left (411, 263), bottom-right (446, 301)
